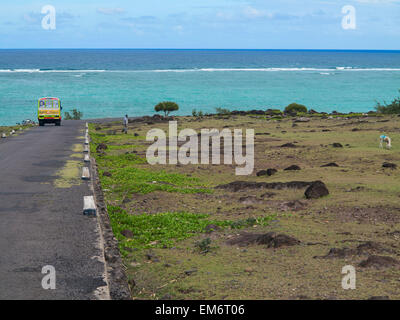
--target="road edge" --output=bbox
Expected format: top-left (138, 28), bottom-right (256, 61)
top-left (90, 157), bottom-right (132, 300)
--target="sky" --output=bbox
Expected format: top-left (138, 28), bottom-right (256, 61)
top-left (0, 0), bottom-right (399, 49)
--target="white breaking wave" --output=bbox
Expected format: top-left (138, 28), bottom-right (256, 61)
top-left (1, 67), bottom-right (400, 73)
top-left (0, 69), bottom-right (106, 73)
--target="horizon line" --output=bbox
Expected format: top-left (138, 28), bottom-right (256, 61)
top-left (1, 48), bottom-right (400, 51)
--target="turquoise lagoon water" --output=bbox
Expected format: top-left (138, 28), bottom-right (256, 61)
top-left (0, 49), bottom-right (400, 125)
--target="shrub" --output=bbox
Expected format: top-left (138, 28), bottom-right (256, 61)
top-left (375, 90), bottom-right (400, 114)
top-left (215, 107), bottom-right (231, 115)
top-left (192, 109), bottom-right (198, 117)
top-left (64, 109), bottom-right (83, 120)
top-left (284, 103), bottom-right (307, 114)
top-left (154, 101), bottom-right (179, 117)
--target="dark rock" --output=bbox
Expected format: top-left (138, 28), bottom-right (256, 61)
top-left (134, 133), bottom-right (139, 137)
top-left (382, 162), bottom-right (397, 169)
top-left (256, 170), bottom-right (268, 177)
top-left (368, 296), bottom-right (390, 300)
top-left (284, 165), bottom-right (301, 171)
top-left (96, 143), bottom-right (108, 153)
top-left (184, 269), bottom-right (197, 276)
top-left (280, 143), bottom-right (297, 148)
top-left (257, 168), bottom-right (277, 177)
top-left (103, 171), bottom-right (112, 177)
top-left (332, 143), bottom-right (343, 148)
top-left (321, 162), bottom-right (339, 167)
top-left (305, 181), bottom-right (329, 199)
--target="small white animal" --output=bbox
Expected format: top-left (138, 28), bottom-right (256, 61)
top-left (380, 135), bottom-right (392, 149)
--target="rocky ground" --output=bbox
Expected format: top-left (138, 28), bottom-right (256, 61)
top-left (89, 111), bottom-right (400, 300)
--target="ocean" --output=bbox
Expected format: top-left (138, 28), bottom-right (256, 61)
top-left (0, 49), bottom-right (400, 126)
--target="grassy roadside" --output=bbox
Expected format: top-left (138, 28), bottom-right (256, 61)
top-left (90, 113), bottom-right (400, 300)
top-left (0, 124), bottom-right (34, 137)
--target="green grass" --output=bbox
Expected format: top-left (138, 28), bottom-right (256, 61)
top-left (108, 206), bottom-right (275, 254)
top-left (99, 165), bottom-right (211, 195)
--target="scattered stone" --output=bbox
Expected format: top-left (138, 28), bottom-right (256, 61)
top-left (280, 143), bottom-right (297, 148)
top-left (103, 171), bottom-right (112, 177)
top-left (256, 170), bottom-right (269, 177)
top-left (227, 232), bottom-right (300, 248)
top-left (284, 165), bottom-right (301, 171)
top-left (257, 168), bottom-right (277, 176)
top-left (134, 133), bottom-right (139, 137)
top-left (96, 143), bottom-right (108, 153)
top-left (332, 143), bottom-right (343, 148)
top-left (321, 162), bottom-right (339, 167)
top-left (382, 162), bottom-right (397, 169)
top-left (305, 181), bottom-right (329, 199)
top-left (184, 269), bottom-right (197, 276)
top-left (359, 255), bottom-right (399, 269)
top-left (121, 229), bottom-right (134, 238)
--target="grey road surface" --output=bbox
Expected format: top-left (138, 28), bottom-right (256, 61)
top-left (0, 121), bottom-right (107, 300)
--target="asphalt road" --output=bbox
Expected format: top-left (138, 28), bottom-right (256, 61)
top-left (0, 120), bottom-right (107, 300)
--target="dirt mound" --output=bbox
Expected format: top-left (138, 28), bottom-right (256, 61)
top-left (321, 162), bottom-right (339, 167)
top-left (279, 200), bottom-right (307, 212)
top-left (227, 232), bottom-right (300, 248)
top-left (216, 180), bottom-right (315, 192)
top-left (333, 206), bottom-right (400, 224)
top-left (332, 143), bottom-right (343, 148)
top-left (284, 165), bottom-right (301, 171)
top-left (359, 255), bottom-right (400, 269)
top-left (382, 162), bottom-right (397, 169)
top-left (316, 241), bottom-right (387, 259)
top-left (280, 143), bottom-right (297, 148)
top-left (305, 181), bottom-right (329, 199)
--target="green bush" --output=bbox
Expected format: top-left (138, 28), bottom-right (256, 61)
top-left (154, 101), bottom-right (179, 116)
top-left (215, 107), bottom-right (231, 115)
top-left (375, 90), bottom-right (400, 114)
top-left (64, 109), bottom-right (83, 120)
top-left (284, 103), bottom-right (307, 114)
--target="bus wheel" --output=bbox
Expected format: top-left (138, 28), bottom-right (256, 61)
top-left (55, 121), bottom-right (61, 126)
top-left (39, 120), bottom-right (44, 126)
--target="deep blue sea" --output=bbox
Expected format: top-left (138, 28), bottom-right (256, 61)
top-left (1, 49), bottom-right (400, 126)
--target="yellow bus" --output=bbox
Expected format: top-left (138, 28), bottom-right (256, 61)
top-left (38, 97), bottom-right (62, 126)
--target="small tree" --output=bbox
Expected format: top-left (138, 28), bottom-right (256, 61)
top-left (284, 103), bottom-right (307, 114)
top-left (64, 109), bottom-right (83, 120)
top-left (154, 101), bottom-right (179, 117)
